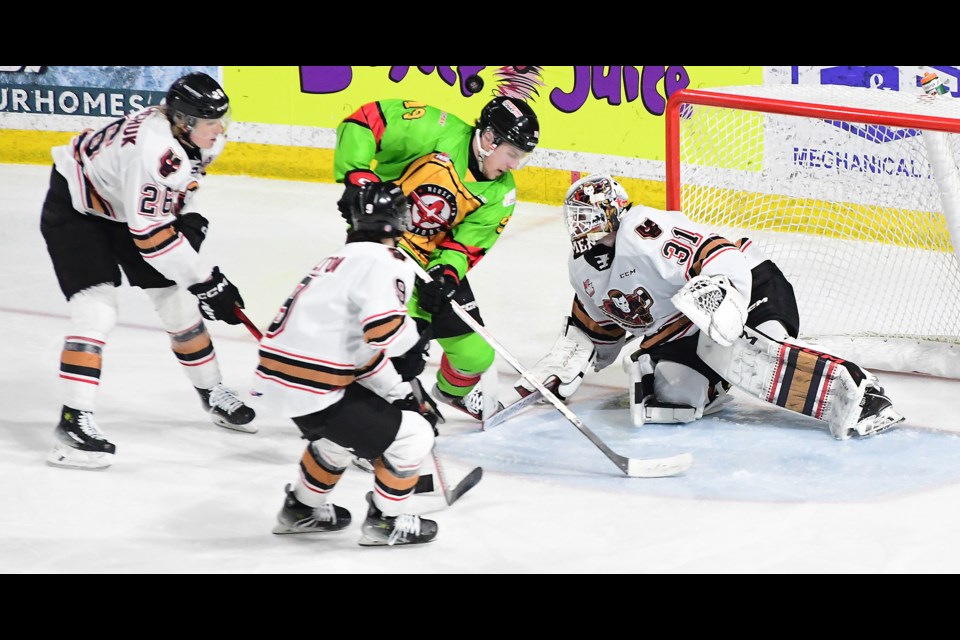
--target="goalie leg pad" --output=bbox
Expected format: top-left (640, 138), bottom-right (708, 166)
top-left (516, 316), bottom-right (596, 402)
top-left (697, 327), bottom-right (879, 439)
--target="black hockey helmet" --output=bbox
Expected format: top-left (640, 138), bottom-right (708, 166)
top-left (345, 181), bottom-right (410, 238)
top-left (476, 96), bottom-right (540, 153)
top-left (165, 72), bottom-right (230, 128)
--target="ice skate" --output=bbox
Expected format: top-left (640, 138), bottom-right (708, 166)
top-left (432, 383), bottom-right (485, 421)
top-left (46, 405), bottom-right (116, 470)
top-left (271, 484), bottom-right (351, 534)
top-left (197, 383), bottom-right (257, 433)
top-left (852, 386), bottom-right (904, 438)
top-left (831, 385), bottom-right (904, 440)
top-left (358, 492), bottom-right (437, 547)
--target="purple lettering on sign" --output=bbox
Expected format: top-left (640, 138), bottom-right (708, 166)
top-left (388, 66), bottom-right (487, 97)
top-left (549, 66), bottom-right (689, 114)
top-left (297, 66), bottom-right (691, 114)
top-left (300, 66), bottom-right (352, 94)
top-left (550, 66), bottom-right (591, 112)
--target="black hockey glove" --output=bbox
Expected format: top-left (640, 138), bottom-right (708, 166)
top-left (392, 378), bottom-right (445, 436)
top-left (173, 212), bottom-right (210, 252)
top-left (187, 266), bottom-right (244, 325)
top-left (418, 264), bottom-right (460, 314)
top-left (391, 340), bottom-right (430, 381)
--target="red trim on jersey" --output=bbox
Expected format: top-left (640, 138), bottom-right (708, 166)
top-left (437, 239), bottom-right (486, 270)
top-left (345, 102), bottom-right (388, 144)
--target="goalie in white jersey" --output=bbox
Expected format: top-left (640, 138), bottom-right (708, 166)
top-left (252, 182), bottom-right (444, 546)
top-left (513, 174), bottom-right (904, 440)
top-left (40, 72), bottom-right (255, 471)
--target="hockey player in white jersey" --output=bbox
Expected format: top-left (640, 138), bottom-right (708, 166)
top-left (252, 182), bottom-right (443, 546)
top-left (512, 174), bottom-right (904, 440)
top-left (40, 72), bottom-right (255, 471)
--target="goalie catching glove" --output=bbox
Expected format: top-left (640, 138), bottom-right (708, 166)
top-left (516, 316), bottom-right (597, 401)
top-left (671, 275), bottom-right (747, 347)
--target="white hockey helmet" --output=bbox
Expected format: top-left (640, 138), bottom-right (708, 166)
top-left (563, 174), bottom-right (630, 253)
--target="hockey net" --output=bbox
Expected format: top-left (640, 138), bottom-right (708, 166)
top-left (665, 84), bottom-right (960, 379)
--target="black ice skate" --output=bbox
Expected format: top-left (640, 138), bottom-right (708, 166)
top-left (197, 383), bottom-right (257, 433)
top-left (358, 491), bottom-right (438, 547)
top-left (852, 385), bottom-right (904, 438)
top-left (46, 405), bottom-right (116, 470)
top-left (432, 383), bottom-right (485, 421)
top-left (271, 484), bottom-right (351, 535)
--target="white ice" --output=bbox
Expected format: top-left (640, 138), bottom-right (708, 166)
top-left (3, 162), bottom-right (960, 574)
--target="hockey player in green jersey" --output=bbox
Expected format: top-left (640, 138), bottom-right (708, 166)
top-left (334, 95), bottom-right (540, 420)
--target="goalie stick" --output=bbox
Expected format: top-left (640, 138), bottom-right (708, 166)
top-left (412, 265), bottom-right (692, 478)
top-left (236, 307), bottom-right (484, 504)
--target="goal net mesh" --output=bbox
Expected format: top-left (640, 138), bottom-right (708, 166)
top-left (666, 84), bottom-right (960, 378)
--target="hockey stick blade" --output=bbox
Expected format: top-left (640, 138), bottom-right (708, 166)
top-left (446, 466), bottom-right (483, 504)
top-left (482, 390), bottom-right (543, 430)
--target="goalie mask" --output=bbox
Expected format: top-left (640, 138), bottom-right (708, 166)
top-left (563, 174), bottom-right (630, 254)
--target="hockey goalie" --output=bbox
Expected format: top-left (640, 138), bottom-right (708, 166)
top-left (510, 174), bottom-right (904, 440)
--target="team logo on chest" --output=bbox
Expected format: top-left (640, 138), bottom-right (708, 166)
top-left (408, 184), bottom-right (457, 238)
top-left (600, 286), bottom-right (654, 329)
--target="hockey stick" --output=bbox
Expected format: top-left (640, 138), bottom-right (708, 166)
top-left (485, 336), bottom-right (642, 431)
top-left (409, 377), bottom-right (483, 506)
top-left (482, 389), bottom-right (544, 430)
top-left (413, 264), bottom-right (692, 478)
top-left (235, 307), bottom-right (263, 340)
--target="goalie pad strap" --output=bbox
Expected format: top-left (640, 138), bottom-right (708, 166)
top-left (626, 354), bottom-right (701, 425)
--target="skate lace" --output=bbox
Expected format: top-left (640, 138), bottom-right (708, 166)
top-left (209, 384), bottom-right (244, 414)
top-left (388, 513), bottom-right (421, 545)
top-left (462, 386), bottom-right (484, 417)
top-left (312, 504), bottom-right (339, 525)
top-left (77, 411), bottom-right (105, 440)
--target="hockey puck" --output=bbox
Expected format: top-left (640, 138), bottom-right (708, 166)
top-left (465, 74), bottom-right (484, 94)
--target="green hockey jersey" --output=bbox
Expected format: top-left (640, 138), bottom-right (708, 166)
top-left (334, 99), bottom-right (517, 279)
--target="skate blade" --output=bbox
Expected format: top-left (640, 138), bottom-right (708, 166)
top-left (272, 524), bottom-right (348, 535)
top-left (46, 445), bottom-right (113, 470)
top-left (211, 417), bottom-right (258, 434)
top-left (855, 408), bottom-right (905, 438)
top-left (357, 533), bottom-right (434, 547)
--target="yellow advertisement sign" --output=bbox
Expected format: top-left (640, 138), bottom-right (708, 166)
top-left (223, 66), bottom-right (760, 160)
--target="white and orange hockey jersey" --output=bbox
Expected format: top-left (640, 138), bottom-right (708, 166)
top-left (51, 105), bottom-right (221, 286)
top-left (569, 204), bottom-right (767, 354)
top-left (251, 241), bottom-right (423, 418)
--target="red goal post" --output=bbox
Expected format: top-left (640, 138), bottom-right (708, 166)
top-left (665, 84), bottom-right (960, 378)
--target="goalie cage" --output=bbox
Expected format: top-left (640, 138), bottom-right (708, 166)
top-left (665, 81), bottom-right (960, 379)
